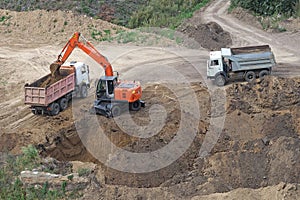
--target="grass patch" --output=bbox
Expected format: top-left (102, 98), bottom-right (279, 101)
top-left (259, 16), bottom-right (287, 32)
top-left (104, 28), bottom-right (184, 46)
top-left (77, 168), bottom-right (91, 177)
top-left (0, 145), bottom-right (81, 199)
top-left (89, 24), bottom-right (113, 42)
top-left (229, 0), bottom-right (298, 17)
top-left (128, 0), bottom-right (211, 29)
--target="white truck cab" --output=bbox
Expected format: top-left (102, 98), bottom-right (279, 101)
top-left (63, 61), bottom-right (90, 87)
top-left (207, 51), bottom-right (223, 79)
top-left (207, 48), bottom-right (232, 79)
top-left (62, 61), bottom-right (90, 97)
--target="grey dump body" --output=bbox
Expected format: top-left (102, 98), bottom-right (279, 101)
top-left (207, 45), bottom-right (276, 86)
top-left (227, 45), bottom-right (275, 72)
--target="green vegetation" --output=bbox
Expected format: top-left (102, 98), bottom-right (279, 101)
top-left (229, 0), bottom-right (299, 31)
top-left (230, 0), bottom-right (299, 17)
top-left (0, 0), bottom-right (211, 29)
top-left (77, 168), bottom-right (91, 177)
top-left (0, 145), bottom-right (80, 199)
top-left (260, 17), bottom-right (287, 32)
top-left (0, 0), bottom-right (147, 27)
top-left (128, 0), bottom-right (211, 29)
top-left (0, 14), bottom-right (11, 23)
top-left (296, 1), bottom-right (300, 17)
top-left (89, 25), bottom-right (114, 42)
top-left (109, 28), bottom-right (184, 46)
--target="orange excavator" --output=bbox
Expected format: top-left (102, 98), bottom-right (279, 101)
top-left (50, 32), bottom-right (144, 117)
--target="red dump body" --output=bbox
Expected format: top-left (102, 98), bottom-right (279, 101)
top-left (24, 73), bottom-right (75, 106)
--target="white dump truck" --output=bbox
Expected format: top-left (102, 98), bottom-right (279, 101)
top-left (207, 45), bottom-right (276, 86)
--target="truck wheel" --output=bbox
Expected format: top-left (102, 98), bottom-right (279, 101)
top-left (80, 85), bottom-right (88, 98)
top-left (31, 109), bottom-right (42, 115)
top-left (59, 98), bottom-right (68, 111)
top-left (215, 75), bottom-right (226, 87)
top-left (259, 70), bottom-right (269, 78)
top-left (49, 102), bottom-right (60, 116)
top-left (245, 71), bottom-right (256, 82)
top-left (112, 105), bottom-right (121, 117)
top-left (130, 100), bottom-right (141, 111)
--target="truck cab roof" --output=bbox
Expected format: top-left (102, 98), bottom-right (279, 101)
top-left (63, 61), bottom-right (86, 69)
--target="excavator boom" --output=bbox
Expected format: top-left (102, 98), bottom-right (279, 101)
top-left (50, 32), bottom-right (113, 77)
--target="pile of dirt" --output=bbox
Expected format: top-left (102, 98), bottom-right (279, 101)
top-left (0, 9), bottom-right (126, 45)
top-left (179, 21), bottom-right (232, 50)
top-left (39, 75), bottom-right (63, 88)
top-left (227, 76), bottom-right (300, 113)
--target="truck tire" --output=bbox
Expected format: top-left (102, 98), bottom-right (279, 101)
top-left (215, 74), bottom-right (226, 87)
top-left (245, 71), bottom-right (256, 82)
top-left (259, 70), bottom-right (269, 78)
top-left (31, 109), bottom-right (42, 115)
top-left (111, 105), bottom-right (121, 117)
top-left (59, 98), bottom-right (68, 111)
top-left (49, 102), bottom-right (60, 116)
top-left (130, 100), bottom-right (141, 111)
top-left (80, 85), bottom-right (88, 98)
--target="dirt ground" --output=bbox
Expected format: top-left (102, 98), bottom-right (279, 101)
top-left (1, 0), bottom-right (300, 199)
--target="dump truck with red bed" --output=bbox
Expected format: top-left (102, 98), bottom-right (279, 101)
top-left (24, 61), bottom-right (90, 115)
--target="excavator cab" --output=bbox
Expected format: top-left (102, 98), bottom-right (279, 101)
top-left (96, 76), bottom-right (118, 99)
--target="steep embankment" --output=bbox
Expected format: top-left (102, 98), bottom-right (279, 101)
top-left (0, 9), bottom-right (125, 45)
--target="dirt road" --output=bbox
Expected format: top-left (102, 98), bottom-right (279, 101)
top-left (199, 0), bottom-right (300, 77)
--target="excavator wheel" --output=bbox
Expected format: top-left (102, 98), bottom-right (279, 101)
top-left (111, 105), bottom-right (121, 117)
top-left (130, 100), bottom-right (141, 111)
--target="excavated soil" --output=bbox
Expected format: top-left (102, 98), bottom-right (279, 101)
top-left (178, 21), bottom-right (232, 50)
top-left (1, 2), bottom-right (300, 199)
top-left (3, 76), bottom-right (299, 197)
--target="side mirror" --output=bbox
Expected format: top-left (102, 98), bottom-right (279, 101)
top-left (207, 60), bottom-right (212, 69)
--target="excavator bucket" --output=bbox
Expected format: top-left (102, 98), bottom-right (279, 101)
top-left (50, 63), bottom-right (61, 77)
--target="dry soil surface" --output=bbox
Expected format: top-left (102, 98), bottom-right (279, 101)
top-left (0, 0), bottom-right (300, 199)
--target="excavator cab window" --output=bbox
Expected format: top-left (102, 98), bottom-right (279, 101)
top-left (107, 80), bottom-right (114, 95)
top-left (107, 78), bottom-right (117, 95)
top-left (96, 80), bottom-right (106, 98)
top-left (96, 77), bottom-right (117, 98)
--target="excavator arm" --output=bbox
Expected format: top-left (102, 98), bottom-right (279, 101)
top-left (50, 32), bottom-right (113, 77)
